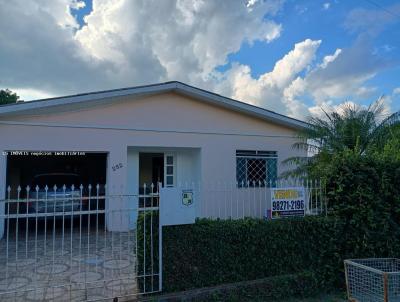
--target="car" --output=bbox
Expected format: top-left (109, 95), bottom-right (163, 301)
top-left (27, 173), bottom-right (83, 215)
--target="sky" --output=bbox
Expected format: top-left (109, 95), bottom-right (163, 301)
top-left (0, 0), bottom-right (399, 119)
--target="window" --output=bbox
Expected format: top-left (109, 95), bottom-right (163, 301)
top-left (164, 154), bottom-right (175, 187)
top-left (236, 150), bottom-right (277, 187)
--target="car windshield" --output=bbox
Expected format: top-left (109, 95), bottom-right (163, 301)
top-left (32, 174), bottom-right (81, 188)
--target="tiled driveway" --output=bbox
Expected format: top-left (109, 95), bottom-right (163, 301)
top-left (0, 227), bottom-right (137, 301)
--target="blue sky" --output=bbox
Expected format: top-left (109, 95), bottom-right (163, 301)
top-left (68, 0), bottom-right (400, 114)
top-left (220, 0), bottom-right (400, 112)
top-left (2, 0), bottom-right (400, 118)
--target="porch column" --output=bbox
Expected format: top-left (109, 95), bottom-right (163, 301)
top-left (106, 147), bottom-right (128, 231)
top-left (0, 152), bottom-right (6, 240)
top-left (127, 150), bottom-right (139, 228)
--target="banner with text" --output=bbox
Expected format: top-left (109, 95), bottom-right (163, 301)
top-left (271, 187), bottom-right (305, 219)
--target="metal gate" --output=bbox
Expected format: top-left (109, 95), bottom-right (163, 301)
top-left (0, 184), bottom-right (161, 301)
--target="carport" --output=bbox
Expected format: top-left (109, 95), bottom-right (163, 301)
top-left (4, 151), bottom-right (108, 234)
top-left (0, 151), bottom-right (138, 300)
top-left (6, 152), bottom-right (107, 193)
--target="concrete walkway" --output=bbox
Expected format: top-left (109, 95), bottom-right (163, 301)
top-left (0, 229), bottom-right (137, 301)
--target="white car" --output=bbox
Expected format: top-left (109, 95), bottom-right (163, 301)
top-left (27, 173), bottom-right (82, 215)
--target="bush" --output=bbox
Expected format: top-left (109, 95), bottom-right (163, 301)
top-left (326, 152), bottom-right (400, 259)
top-left (162, 216), bottom-right (345, 293)
top-left (187, 271), bottom-right (320, 301)
top-left (162, 213), bottom-right (400, 294)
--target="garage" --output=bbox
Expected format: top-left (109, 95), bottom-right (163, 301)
top-left (6, 152), bottom-right (107, 194)
top-left (0, 151), bottom-right (138, 300)
top-left (5, 151), bottom-right (107, 230)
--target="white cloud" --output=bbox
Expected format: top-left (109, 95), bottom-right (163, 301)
top-left (344, 4), bottom-right (400, 36)
top-left (323, 3), bottom-right (331, 10)
top-left (319, 49), bottom-right (341, 68)
top-left (355, 86), bottom-right (377, 98)
top-left (213, 34), bottom-right (392, 119)
top-left (308, 97), bottom-right (392, 121)
top-left (0, 0), bottom-right (283, 98)
top-left (214, 39), bottom-right (321, 118)
top-left (393, 87), bottom-right (400, 95)
top-left (260, 39), bottom-right (321, 88)
top-left (295, 35), bottom-right (390, 109)
top-left (0, 0), bottom-right (113, 94)
top-left (0, 0), bottom-right (396, 120)
top-left (11, 88), bottom-right (55, 102)
top-left (295, 5), bottom-right (308, 15)
top-left (308, 101), bottom-right (358, 119)
top-left (76, 0), bottom-right (283, 83)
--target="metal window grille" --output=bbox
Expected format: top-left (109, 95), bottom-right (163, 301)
top-left (236, 150), bottom-right (277, 187)
top-left (345, 258), bottom-right (400, 302)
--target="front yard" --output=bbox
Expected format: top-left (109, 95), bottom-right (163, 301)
top-left (193, 291), bottom-right (346, 301)
top-left (285, 293), bottom-right (346, 302)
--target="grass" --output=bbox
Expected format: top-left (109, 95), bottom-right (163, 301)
top-left (284, 292), bottom-right (346, 302)
top-left (139, 290), bottom-right (347, 301)
top-left (194, 291), bottom-right (347, 302)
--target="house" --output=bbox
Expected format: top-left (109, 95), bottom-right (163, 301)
top-left (0, 81), bottom-right (307, 233)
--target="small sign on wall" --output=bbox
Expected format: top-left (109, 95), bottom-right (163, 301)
top-left (182, 190), bottom-right (193, 206)
top-left (160, 188), bottom-right (196, 226)
top-left (270, 187), bottom-right (305, 219)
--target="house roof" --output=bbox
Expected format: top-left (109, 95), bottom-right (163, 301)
top-left (0, 81), bottom-right (308, 130)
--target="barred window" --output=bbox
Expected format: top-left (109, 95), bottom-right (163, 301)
top-left (236, 150), bottom-right (277, 187)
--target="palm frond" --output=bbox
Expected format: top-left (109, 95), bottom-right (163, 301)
top-left (284, 98), bottom-right (399, 177)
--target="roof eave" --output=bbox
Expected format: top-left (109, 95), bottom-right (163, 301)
top-left (0, 81), bottom-right (308, 130)
top-left (173, 82), bottom-right (308, 130)
top-left (0, 82), bottom-right (177, 115)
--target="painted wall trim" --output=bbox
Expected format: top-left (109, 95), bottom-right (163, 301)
top-left (0, 120), bottom-right (298, 139)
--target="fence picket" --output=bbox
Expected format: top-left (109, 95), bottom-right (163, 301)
top-left (178, 178), bottom-right (325, 220)
top-left (0, 178), bottom-right (325, 300)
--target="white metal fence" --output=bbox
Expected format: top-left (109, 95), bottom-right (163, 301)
top-left (0, 184), bottom-right (161, 301)
top-left (0, 179), bottom-right (324, 300)
top-left (184, 178), bottom-right (326, 220)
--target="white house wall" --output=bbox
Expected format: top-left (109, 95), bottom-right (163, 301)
top-left (0, 92), bottom-right (304, 230)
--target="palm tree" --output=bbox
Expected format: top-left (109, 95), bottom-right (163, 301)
top-left (283, 100), bottom-right (400, 178)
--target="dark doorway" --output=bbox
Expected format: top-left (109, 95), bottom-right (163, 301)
top-left (139, 153), bottom-right (164, 189)
top-left (139, 153), bottom-right (163, 207)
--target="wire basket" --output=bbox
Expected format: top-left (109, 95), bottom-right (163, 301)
top-left (344, 258), bottom-right (400, 302)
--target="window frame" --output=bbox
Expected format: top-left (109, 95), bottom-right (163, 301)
top-left (164, 153), bottom-right (176, 188)
top-left (236, 150), bottom-right (277, 188)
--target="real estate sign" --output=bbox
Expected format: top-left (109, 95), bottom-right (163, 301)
top-left (270, 187), bottom-right (305, 219)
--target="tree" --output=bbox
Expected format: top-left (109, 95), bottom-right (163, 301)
top-left (379, 123), bottom-right (400, 161)
top-left (0, 89), bottom-right (20, 105)
top-left (283, 100), bottom-right (400, 178)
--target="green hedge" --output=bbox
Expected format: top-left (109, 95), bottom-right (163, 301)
top-left (183, 271), bottom-right (321, 301)
top-left (325, 152), bottom-right (400, 258)
top-left (162, 216), bottom-right (345, 293)
top-left (162, 220), bottom-right (400, 293)
top-left (138, 216), bottom-right (400, 294)
top-left (139, 215), bottom-right (400, 296)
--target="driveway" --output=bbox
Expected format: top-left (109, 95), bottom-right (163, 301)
top-left (0, 226), bottom-right (137, 301)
